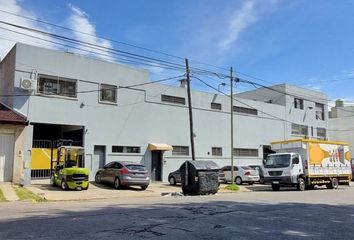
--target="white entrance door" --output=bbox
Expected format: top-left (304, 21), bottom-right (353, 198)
top-left (0, 133), bottom-right (15, 182)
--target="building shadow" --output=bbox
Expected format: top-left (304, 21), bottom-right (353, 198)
top-left (1, 200), bottom-right (354, 239)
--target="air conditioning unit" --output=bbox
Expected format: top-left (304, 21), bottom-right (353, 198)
top-left (20, 78), bottom-right (36, 91)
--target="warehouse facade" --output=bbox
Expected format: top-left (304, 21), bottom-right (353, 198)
top-left (329, 100), bottom-right (354, 162)
top-left (0, 43), bottom-right (328, 184)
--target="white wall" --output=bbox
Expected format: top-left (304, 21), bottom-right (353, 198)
top-left (1, 43), bottom-right (331, 182)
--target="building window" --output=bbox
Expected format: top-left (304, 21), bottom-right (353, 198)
top-left (315, 103), bottom-right (325, 120)
top-left (233, 148), bottom-right (259, 157)
top-left (233, 106), bottom-right (258, 115)
top-left (317, 128), bottom-right (326, 138)
top-left (294, 98), bottom-right (304, 110)
top-left (211, 102), bottom-right (222, 110)
top-left (212, 147), bottom-right (222, 156)
top-left (112, 146), bottom-right (140, 153)
top-left (100, 84), bottom-right (117, 103)
top-left (161, 95), bottom-right (185, 105)
top-left (172, 146), bottom-right (189, 156)
top-left (38, 75), bottom-right (77, 98)
top-left (291, 123), bottom-right (308, 136)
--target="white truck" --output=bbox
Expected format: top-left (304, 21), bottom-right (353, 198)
top-left (263, 139), bottom-right (352, 191)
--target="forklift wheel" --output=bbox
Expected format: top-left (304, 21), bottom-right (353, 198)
top-left (61, 180), bottom-right (68, 191)
top-left (83, 184), bottom-right (89, 190)
top-left (50, 177), bottom-right (56, 187)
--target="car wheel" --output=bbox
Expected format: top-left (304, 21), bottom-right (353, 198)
top-left (95, 173), bottom-right (101, 184)
top-left (248, 182), bottom-right (254, 185)
top-left (235, 177), bottom-right (242, 185)
top-left (169, 177), bottom-right (176, 186)
top-left (114, 178), bottom-right (120, 189)
top-left (297, 178), bottom-right (306, 191)
top-left (271, 184), bottom-right (280, 191)
top-left (140, 185), bottom-right (148, 190)
top-left (61, 180), bottom-right (68, 191)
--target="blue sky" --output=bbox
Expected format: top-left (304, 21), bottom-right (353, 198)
top-left (0, 0), bottom-right (354, 105)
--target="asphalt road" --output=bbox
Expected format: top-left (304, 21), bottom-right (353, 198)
top-left (1, 184), bottom-right (354, 240)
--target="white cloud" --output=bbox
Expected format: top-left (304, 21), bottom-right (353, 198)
top-left (0, 0), bottom-right (55, 59)
top-left (0, 1), bottom-right (115, 63)
top-left (216, 0), bottom-right (279, 52)
top-left (218, 1), bottom-right (258, 51)
top-left (67, 4), bottom-right (115, 62)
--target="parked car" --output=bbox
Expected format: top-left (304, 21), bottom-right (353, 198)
top-left (168, 168), bottom-right (226, 186)
top-left (168, 169), bottom-right (181, 185)
top-left (221, 165), bottom-right (260, 185)
top-left (95, 161), bottom-right (150, 190)
top-left (248, 165), bottom-right (265, 184)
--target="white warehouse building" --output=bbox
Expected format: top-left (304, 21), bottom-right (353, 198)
top-left (329, 100), bottom-right (354, 161)
top-left (0, 43), bottom-right (329, 185)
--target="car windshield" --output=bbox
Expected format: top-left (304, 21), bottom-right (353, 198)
top-left (264, 154), bottom-right (291, 168)
top-left (126, 164), bottom-right (146, 171)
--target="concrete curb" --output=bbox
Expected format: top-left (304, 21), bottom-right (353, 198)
top-left (0, 183), bottom-right (19, 201)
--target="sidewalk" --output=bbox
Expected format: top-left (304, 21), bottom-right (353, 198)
top-left (27, 179), bottom-right (244, 201)
top-left (0, 182), bottom-right (19, 201)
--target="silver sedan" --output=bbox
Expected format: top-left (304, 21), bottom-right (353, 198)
top-left (95, 161), bottom-right (150, 190)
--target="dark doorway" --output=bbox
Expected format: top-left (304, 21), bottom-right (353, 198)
top-left (94, 145), bottom-right (106, 169)
top-left (263, 145), bottom-right (275, 159)
top-left (151, 151), bottom-right (163, 181)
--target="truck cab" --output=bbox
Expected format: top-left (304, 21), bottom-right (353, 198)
top-left (263, 153), bottom-right (305, 191)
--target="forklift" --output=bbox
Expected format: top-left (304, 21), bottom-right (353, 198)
top-left (50, 140), bottom-right (89, 190)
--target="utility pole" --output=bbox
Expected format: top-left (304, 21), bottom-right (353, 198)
top-left (185, 58), bottom-right (196, 160)
top-left (230, 67), bottom-right (235, 184)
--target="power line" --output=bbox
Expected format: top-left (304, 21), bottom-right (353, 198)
top-left (2, 8), bottom-right (354, 95)
top-left (192, 76), bottom-right (354, 132)
top-left (0, 8), bottom-right (186, 61)
top-left (0, 20), bottom-right (235, 79)
top-left (2, 13), bottom-right (354, 116)
top-left (0, 25), bottom-right (188, 73)
top-left (0, 21), bottom-right (188, 71)
top-left (0, 75), bottom-right (185, 97)
top-left (0, 8), bottom-right (235, 75)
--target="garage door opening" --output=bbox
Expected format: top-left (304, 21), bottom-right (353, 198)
top-left (31, 123), bottom-right (84, 179)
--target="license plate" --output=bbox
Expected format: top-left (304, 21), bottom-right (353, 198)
top-left (272, 181), bottom-right (279, 184)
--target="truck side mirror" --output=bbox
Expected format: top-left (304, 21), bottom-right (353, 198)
top-left (292, 157), bottom-right (299, 164)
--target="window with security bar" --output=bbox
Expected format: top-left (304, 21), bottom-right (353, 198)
top-left (100, 84), bottom-right (117, 103)
top-left (172, 146), bottom-right (189, 156)
top-left (37, 75), bottom-right (77, 98)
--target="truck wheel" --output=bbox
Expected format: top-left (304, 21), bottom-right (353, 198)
top-left (271, 184), bottom-right (280, 191)
top-left (235, 177), bottom-right (242, 185)
top-left (140, 185), bottom-right (148, 191)
top-left (61, 180), bottom-right (68, 191)
top-left (332, 178), bottom-right (339, 189)
top-left (114, 178), bottom-right (120, 189)
top-left (297, 178), bottom-right (306, 191)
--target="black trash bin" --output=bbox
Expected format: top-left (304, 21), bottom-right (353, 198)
top-left (180, 160), bottom-right (219, 195)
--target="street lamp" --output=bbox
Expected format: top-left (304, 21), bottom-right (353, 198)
top-left (218, 82), bottom-right (226, 93)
